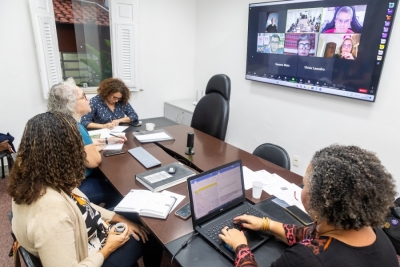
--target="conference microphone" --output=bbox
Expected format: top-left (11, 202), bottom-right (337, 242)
top-left (185, 132), bottom-right (195, 155)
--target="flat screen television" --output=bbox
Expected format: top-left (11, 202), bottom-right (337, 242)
top-left (246, 0), bottom-right (398, 102)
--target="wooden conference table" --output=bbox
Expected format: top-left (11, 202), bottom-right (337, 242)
top-left (98, 118), bottom-right (303, 263)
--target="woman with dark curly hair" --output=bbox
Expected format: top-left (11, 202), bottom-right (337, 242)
top-left (81, 78), bottom-right (139, 129)
top-left (8, 112), bottom-right (162, 267)
top-left (219, 144), bottom-right (398, 267)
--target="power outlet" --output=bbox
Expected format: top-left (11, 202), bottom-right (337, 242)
top-left (293, 155), bottom-right (300, 167)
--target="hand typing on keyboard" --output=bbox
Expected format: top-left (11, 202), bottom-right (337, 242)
top-left (233, 214), bottom-right (264, 232)
top-left (234, 220), bottom-right (243, 230)
top-left (218, 226), bottom-right (247, 252)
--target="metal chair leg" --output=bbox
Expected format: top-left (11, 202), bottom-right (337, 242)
top-left (1, 156), bottom-right (4, 178)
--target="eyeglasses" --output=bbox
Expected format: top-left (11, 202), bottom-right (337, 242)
top-left (270, 41), bottom-right (279, 45)
top-left (298, 43), bottom-right (311, 49)
top-left (342, 44), bottom-right (353, 48)
top-left (112, 96), bottom-right (122, 101)
top-left (78, 93), bottom-right (87, 101)
top-left (335, 18), bottom-right (351, 24)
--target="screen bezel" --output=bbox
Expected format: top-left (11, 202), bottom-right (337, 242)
top-left (246, 0), bottom-right (398, 102)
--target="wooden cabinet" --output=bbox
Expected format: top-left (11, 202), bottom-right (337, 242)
top-left (164, 99), bottom-right (195, 126)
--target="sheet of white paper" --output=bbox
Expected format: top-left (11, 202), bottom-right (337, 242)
top-left (100, 132), bottom-right (126, 139)
top-left (110, 126), bottom-right (128, 133)
top-left (262, 174), bottom-right (305, 212)
top-left (135, 132), bottom-right (171, 141)
top-left (242, 166), bottom-right (257, 190)
top-left (161, 190), bottom-right (186, 213)
top-left (257, 173), bottom-right (292, 196)
top-left (252, 170), bottom-right (306, 212)
top-left (254, 169), bottom-right (272, 178)
top-left (88, 129), bottom-right (124, 150)
top-left (253, 169), bottom-right (274, 185)
top-left (272, 183), bottom-right (301, 206)
top-left (88, 129), bottom-right (106, 139)
top-left (103, 143), bottom-right (124, 150)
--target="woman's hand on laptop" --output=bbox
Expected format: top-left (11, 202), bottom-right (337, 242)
top-left (234, 214), bottom-right (263, 231)
top-left (219, 227), bottom-right (247, 251)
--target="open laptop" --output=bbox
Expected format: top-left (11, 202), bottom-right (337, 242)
top-left (187, 160), bottom-right (273, 261)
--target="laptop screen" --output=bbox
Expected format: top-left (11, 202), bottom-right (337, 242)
top-left (188, 160), bottom-right (245, 226)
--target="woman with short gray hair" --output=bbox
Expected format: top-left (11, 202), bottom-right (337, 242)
top-left (48, 78), bottom-right (125, 207)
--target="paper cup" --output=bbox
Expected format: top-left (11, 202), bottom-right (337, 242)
top-left (146, 123), bottom-right (155, 131)
top-left (252, 181), bottom-right (263, 199)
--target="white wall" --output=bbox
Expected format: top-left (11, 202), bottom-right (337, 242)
top-left (135, 0), bottom-right (196, 117)
top-left (0, 1), bottom-right (48, 149)
top-left (194, 0), bottom-right (400, 188)
top-left (2, 0), bottom-right (400, 191)
top-left (0, 0), bottom-right (197, 150)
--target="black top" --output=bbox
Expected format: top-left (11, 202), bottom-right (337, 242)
top-left (271, 228), bottom-right (398, 266)
top-left (332, 54), bottom-right (357, 60)
top-left (266, 24), bottom-right (277, 33)
top-left (235, 226), bottom-right (398, 267)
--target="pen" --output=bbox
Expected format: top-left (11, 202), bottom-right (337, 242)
top-left (110, 133), bottom-right (124, 139)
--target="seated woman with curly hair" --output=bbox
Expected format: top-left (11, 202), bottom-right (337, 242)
top-left (81, 78), bottom-right (139, 129)
top-left (219, 144), bottom-right (398, 267)
top-left (8, 112), bottom-right (162, 267)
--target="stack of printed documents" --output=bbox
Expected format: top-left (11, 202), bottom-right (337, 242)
top-left (242, 166), bottom-right (305, 212)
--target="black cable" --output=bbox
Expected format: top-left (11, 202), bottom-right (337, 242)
top-left (170, 232), bottom-right (199, 266)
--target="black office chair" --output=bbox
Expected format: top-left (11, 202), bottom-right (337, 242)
top-left (8, 212), bottom-right (43, 267)
top-left (252, 143), bottom-right (291, 170)
top-left (191, 74), bottom-right (231, 141)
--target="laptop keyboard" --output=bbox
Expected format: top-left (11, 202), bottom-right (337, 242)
top-left (205, 207), bottom-right (264, 245)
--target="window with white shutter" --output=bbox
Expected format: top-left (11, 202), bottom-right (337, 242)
top-left (110, 0), bottom-right (139, 90)
top-left (28, 0), bottom-right (63, 99)
top-left (29, 0), bottom-right (139, 98)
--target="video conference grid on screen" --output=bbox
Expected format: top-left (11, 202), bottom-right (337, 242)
top-left (246, 0), bottom-right (397, 102)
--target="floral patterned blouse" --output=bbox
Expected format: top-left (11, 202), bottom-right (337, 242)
top-left (81, 95), bottom-right (139, 127)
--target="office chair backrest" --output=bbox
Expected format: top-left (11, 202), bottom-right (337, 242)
top-left (252, 143), bottom-right (291, 170)
top-left (191, 74), bottom-right (231, 141)
top-left (205, 74), bottom-right (230, 101)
